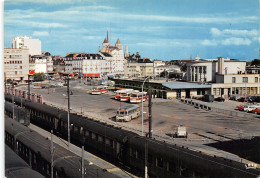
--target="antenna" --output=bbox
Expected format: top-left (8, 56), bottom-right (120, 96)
top-left (110, 22), bottom-right (111, 45)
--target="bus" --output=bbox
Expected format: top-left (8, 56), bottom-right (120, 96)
top-left (91, 86), bottom-right (108, 95)
top-left (116, 104), bottom-right (140, 122)
top-left (120, 90), bottom-right (139, 102)
top-left (114, 89), bottom-right (133, 100)
top-left (130, 91), bottom-right (148, 103)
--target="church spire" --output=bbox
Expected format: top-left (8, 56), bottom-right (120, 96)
top-left (107, 30), bottom-right (109, 43)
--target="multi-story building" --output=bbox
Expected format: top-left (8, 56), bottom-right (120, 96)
top-left (4, 48), bottom-right (29, 81)
top-left (12, 36), bottom-right (41, 56)
top-left (64, 53), bottom-right (110, 77)
top-left (186, 57), bottom-right (246, 83)
top-left (124, 58), bottom-right (153, 77)
top-left (30, 55), bottom-right (53, 74)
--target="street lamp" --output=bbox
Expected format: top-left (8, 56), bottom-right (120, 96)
top-left (142, 77), bottom-right (149, 136)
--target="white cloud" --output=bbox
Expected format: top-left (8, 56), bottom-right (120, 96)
top-left (253, 37), bottom-right (260, 43)
top-left (5, 0), bottom-right (90, 4)
top-left (222, 37), bottom-right (251, 46)
top-left (210, 28), bottom-right (259, 37)
top-left (33, 31), bottom-right (49, 36)
top-left (201, 38), bottom-right (252, 46)
top-left (201, 39), bottom-right (218, 46)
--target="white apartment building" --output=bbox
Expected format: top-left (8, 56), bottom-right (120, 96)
top-left (64, 53), bottom-right (110, 77)
top-left (30, 55), bottom-right (53, 74)
top-left (4, 48), bottom-right (29, 81)
top-left (12, 36), bottom-right (41, 56)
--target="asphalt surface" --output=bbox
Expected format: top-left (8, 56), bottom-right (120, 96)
top-left (16, 79), bottom-right (260, 164)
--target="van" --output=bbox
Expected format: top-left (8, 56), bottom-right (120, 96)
top-left (202, 94), bottom-right (214, 102)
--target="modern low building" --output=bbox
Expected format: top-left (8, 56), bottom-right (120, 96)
top-left (113, 79), bottom-right (211, 99)
top-left (4, 48), bottom-right (29, 81)
top-left (212, 73), bottom-right (260, 97)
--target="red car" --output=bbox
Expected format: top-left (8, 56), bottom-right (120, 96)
top-left (237, 105), bottom-right (248, 111)
top-left (252, 107), bottom-right (260, 115)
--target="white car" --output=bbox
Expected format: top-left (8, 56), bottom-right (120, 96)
top-left (244, 105), bottom-right (258, 113)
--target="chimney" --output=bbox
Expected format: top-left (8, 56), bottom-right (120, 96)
top-left (218, 57), bottom-right (224, 75)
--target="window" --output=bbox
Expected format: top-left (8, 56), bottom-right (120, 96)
top-left (232, 77), bottom-right (236, 83)
top-left (242, 77), bottom-right (248, 83)
top-left (255, 77), bottom-right (258, 83)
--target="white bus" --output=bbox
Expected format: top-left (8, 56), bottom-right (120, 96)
top-left (116, 104), bottom-right (140, 122)
top-left (114, 89), bottom-right (133, 100)
top-left (91, 86), bottom-right (108, 95)
top-left (130, 91), bottom-right (147, 103)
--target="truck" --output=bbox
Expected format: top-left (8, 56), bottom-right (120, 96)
top-left (176, 126), bottom-right (187, 138)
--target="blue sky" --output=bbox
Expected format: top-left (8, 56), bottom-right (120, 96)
top-left (4, 0), bottom-right (260, 61)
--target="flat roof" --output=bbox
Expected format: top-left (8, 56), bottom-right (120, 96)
top-left (162, 81), bottom-right (211, 89)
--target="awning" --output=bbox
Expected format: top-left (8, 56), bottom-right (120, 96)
top-left (29, 70), bottom-right (35, 75)
top-left (84, 73), bottom-right (100, 77)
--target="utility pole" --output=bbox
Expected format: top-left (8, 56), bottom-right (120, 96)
top-left (28, 76), bottom-right (31, 101)
top-left (67, 78), bottom-right (70, 148)
top-left (81, 146), bottom-right (85, 178)
top-left (4, 72), bottom-right (6, 93)
top-left (145, 133), bottom-right (148, 178)
top-left (12, 95), bottom-right (14, 120)
top-left (51, 130), bottom-right (54, 178)
top-left (148, 87), bottom-right (152, 138)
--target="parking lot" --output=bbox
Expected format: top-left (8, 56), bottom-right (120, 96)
top-left (16, 80), bottom-right (260, 141)
top-left (14, 79), bottom-right (260, 163)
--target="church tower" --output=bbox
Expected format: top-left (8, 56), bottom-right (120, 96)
top-left (101, 31), bottom-right (109, 52)
top-left (115, 38), bottom-right (122, 50)
top-left (124, 44), bottom-right (129, 58)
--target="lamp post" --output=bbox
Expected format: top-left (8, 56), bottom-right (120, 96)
top-left (142, 77), bottom-right (149, 136)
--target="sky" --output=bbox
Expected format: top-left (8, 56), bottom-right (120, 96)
top-left (4, 0), bottom-right (260, 61)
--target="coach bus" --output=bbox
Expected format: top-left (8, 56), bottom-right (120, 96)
top-left (114, 89), bottom-right (133, 100)
top-left (91, 86), bottom-right (108, 95)
top-left (116, 104), bottom-right (140, 122)
top-left (130, 91), bottom-right (148, 103)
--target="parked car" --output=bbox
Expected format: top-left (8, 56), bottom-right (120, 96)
top-left (244, 105), bottom-right (258, 113)
top-left (215, 97), bottom-right (225, 102)
top-left (237, 97), bottom-right (245, 102)
top-left (202, 94), bottom-right (214, 102)
top-left (252, 107), bottom-right (260, 114)
top-left (237, 104), bottom-right (248, 111)
top-left (229, 96), bottom-right (239, 101)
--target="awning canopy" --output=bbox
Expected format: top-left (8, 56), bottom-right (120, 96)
top-left (84, 73), bottom-right (100, 77)
top-left (29, 70), bottom-right (35, 75)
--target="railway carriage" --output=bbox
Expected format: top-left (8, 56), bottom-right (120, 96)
top-left (5, 94), bottom-right (260, 178)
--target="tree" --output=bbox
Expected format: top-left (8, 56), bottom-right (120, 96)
top-left (33, 73), bottom-right (45, 81)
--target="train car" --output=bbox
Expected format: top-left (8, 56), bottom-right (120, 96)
top-left (5, 94), bottom-right (260, 178)
top-left (5, 116), bottom-right (117, 178)
top-left (5, 145), bottom-right (45, 178)
top-left (5, 101), bottom-right (30, 126)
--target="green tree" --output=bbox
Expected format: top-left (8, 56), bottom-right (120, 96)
top-left (33, 73), bottom-right (46, 81)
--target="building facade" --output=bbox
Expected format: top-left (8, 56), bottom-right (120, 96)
top-left (4, 48), bottom-right (29, 81)
top-left (30, 55), bottom-right (53, 74)
top-left (12, 36), bottom-right (41, 56)
top-left (100, 32), bottom-right (126, 75)
top-left (186, 57), bottom-right (246, 83)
